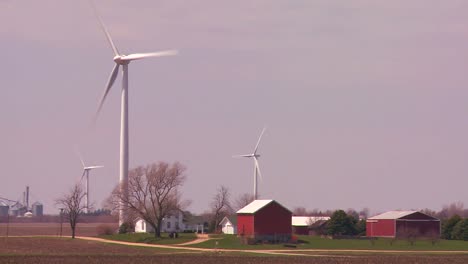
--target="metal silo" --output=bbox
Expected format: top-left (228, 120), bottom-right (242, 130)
top-left (9, 204), bottom-right (20, 216)
top-left (32, 202), bottom-right (43, 216)
top-left (0, 201), bottom-right (9, 217)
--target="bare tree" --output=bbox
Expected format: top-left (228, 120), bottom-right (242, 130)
top-left (55, 183), bottom-right (87, 239)
top-left (115, 161), bottom-right (188, 237)
top-left (293, 207), bottom-right (308, 216)
top-left (234, 193), bottom-right (254, 212)
top-left (102, 184), bottom-right (137, 227)
top-left (439, 202), bottom-right (465, 219)
top-left (359, 208), bottom-right (370, 219)
top-left (210, 185), bottom-right (232, 233)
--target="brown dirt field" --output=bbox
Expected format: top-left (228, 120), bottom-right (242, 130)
top-left (1, 237), bottom-right (468, 264)
top-left (0, 222), bottom-right (118, 237)
top-left (0, 237), bottom-right (187, 255)
top-left (1, 255), bottom-right (468, 264)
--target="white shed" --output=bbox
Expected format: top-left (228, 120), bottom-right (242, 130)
top-left (219, 215), bottom-right (237, 234)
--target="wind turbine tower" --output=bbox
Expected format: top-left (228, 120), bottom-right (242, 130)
top-left (79, 156), bottom-right (103, 214)
top-left (91, 3), bottom-right (178, 226)
top-left (233, 127), bottom-right (267, 200)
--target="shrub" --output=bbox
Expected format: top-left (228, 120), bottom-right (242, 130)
top-left (119, 222), bottom-right (134, 234)
top-left (96, 224), bottom-right (115, 236)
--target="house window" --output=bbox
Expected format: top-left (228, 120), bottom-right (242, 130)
top-left (176, 222), bottom-right (179, 230)
top-left (141, 221), bottom-right (145, 230)
top-left (167, 222), bottom-right (171, 229)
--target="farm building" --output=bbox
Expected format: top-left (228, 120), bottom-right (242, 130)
top-left (135, 211), bottom-right (185, 233)
top-left (219, 215), bottom-right (237, 234)
top-left (292, 216), bottom-right (330, 235)
top-left (237, 199), bottom-right (292, 242)
top-left (366, 211), bottom-right (440, 238)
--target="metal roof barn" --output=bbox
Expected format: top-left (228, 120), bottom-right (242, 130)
top-left (366, 211), bottom-right (440, 238)
top-left (292, 216), bottom-right (330, 235)
top-left (237, 199), bottom-right (292, 242)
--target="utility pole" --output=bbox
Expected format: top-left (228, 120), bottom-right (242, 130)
top-left (59, 208), bottom-right (64, 237)
top-left (6, 208), bottom-right (10, 238)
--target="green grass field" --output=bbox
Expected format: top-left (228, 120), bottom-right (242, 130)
top-left (100, 232), bottom-right (197, 245)
top-left (98, 232), bottom-right (468, 252)
top-left (190, 234), bottom-right (468, 251)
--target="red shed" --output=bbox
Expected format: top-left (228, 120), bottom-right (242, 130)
top-left (237, 200), bottom-right (292, 242)
top-left (366, 211), bottom-right (440, 238)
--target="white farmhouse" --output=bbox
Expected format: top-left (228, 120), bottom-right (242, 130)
top-left (135, 211), bottom-right (185, 233)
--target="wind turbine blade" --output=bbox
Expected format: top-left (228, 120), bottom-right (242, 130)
top-left (84, 165), bottom-right (104, 170)
top-left (253, 127), bottom-right (267, 154)
top-left (232, 154), bottom-right (253, 158)
top-left (90, 0), bottom-right (120, 56)
top-left (81, 170), bottom-right (86, 181)
top-left (254, 157), bottom-right (262, 181)
top-left (74, 145), bottom-right (86, 168)
top-left (121, 50), bottom-right (178, 61)
top-left (94, 63), bottom-right (120, 122)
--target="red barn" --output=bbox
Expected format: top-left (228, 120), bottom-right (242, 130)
top-left (237, 200), bottom-right (292, 242)
top-left (366, 211), bottom-right (440, 238)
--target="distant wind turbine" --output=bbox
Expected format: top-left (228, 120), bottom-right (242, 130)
top-left (91, 2), bottom-right (178, 226)
top-left (78, 154), bottom-right (103, 214)
top-left (233, 127), bottom-right (267, 200)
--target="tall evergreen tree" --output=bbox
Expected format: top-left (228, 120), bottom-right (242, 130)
top-left (327, 210), bottom-right (357, 236)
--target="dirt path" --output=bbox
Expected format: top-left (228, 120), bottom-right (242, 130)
top-left (176, 237), bottom-right (213, 245)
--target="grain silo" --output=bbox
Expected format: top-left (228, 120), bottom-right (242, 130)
top-left (9, 204), bottom-right (20, 216)
top-left (32, 202), bottom-right (43, 216)
top-left (0, 201), bottom-right (9, 217)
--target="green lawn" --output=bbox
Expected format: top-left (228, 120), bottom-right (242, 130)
top-left (101, 232), bottom-right (197, 245)
top-left (189, 234), bottom-right (468, 251)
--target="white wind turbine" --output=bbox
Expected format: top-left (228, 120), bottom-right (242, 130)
top-left (233, 127), bottom-right (267, 200)
top-left (79, 155), bottom-right (103, 214)
top-left (91, 4), bottom-right (178, 226)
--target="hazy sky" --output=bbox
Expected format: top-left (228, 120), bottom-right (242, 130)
top-left (1, 0), bottom-right (468, 215)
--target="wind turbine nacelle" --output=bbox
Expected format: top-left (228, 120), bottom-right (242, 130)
top-left (113, 55), bottom-right (129, 65)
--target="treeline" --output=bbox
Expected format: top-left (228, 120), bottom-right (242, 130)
top-left (419, 202), bottom-right (468, 219)
top-left (441, 215), bottom-right (468, 241)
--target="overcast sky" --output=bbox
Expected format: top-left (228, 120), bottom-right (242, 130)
top-left (1, 0), bottom-right (468, 215)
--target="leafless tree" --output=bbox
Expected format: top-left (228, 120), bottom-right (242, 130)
top-left (55, 183), bottom-right (87, 239)
top-left (102, 184), bottom-right (137, 226)
top-left (114, 161), bottom-right (188, 237)
top-left (359, 208), bottom-right (370, 219)
top-left (293, 207), bottom-right (308, 216)
top-left (210, 185), bottom-right (233, 233)
top-left (439, 201), bottom-right (465, 219)
top-left (234, 193), bottom-right (254, 211)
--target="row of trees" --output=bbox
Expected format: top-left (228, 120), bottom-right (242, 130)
top-left (420, 202), bottom-right (468, 219)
